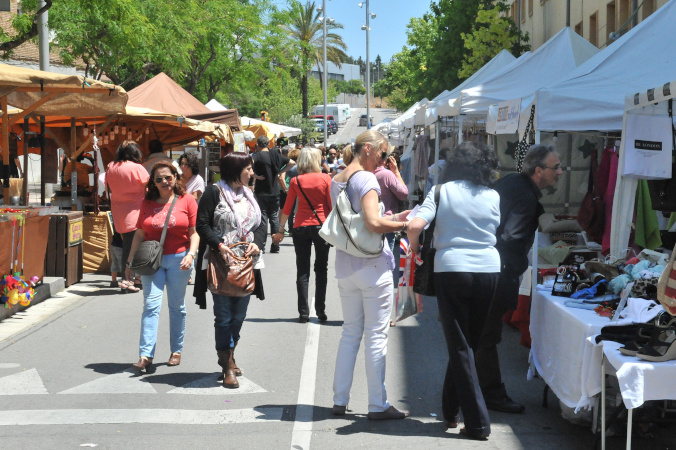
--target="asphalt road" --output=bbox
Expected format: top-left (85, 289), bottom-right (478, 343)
top-left (1, 112), bottom-right (674, 448)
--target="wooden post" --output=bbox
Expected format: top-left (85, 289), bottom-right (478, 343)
top-left (40, 116), bottom-right (45, 206)
top-left (22, 117), bottom-right (28, 205)
top-left (70, 117), bottom-right (77, 211)
top-left (2, 96), bottom-right (9, 203)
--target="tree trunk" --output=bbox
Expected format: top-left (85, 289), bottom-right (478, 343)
top-left (301, 73), bottom-right (308, 118)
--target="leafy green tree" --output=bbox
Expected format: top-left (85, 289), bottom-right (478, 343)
top-left (0, 0), bottom-right (52, 56)
top-left (281, 0), bottom-right (348, 117)
top-left (458, 4), bottom-right (530, 79)
top-left (332, 79), bottom-right (365, 95)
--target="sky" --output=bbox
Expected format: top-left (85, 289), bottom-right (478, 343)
top-left (278, 0), bottom-right (434, 63)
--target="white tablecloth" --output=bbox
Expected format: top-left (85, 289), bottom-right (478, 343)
top-left (530, 289), bottom-right (607, 409)
top-left (601, 340), bottom-right (676, 409)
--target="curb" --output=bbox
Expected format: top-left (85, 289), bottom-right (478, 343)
top-left (0, 277), bottom-right (66, 322)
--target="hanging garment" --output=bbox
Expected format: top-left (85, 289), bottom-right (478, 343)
top-left (415, 135), bottom-right (430, 180)
top-left (634, 179), bottom-right (662, 250)
top-left (601, 148), bottom-right (619, 253)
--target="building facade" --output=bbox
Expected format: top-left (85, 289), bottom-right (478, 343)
top-left (503, 0), bottom-right (668, 50)
top-left (311, 61), bottom-right (362, 82)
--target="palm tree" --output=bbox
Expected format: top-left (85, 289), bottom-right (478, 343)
top-left (282, 0), bottom-right (348, 117)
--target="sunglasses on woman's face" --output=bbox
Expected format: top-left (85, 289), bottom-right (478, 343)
top-left (154, 175), bottom-right (174, 183)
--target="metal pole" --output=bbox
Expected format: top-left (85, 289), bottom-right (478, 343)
top-left (23, 118), bottom-right (28, 205)
top-left (38, 0), bottom-right (49, 72)
top-left (366, 0), bottom-right (370, 129)
top-left (40, 116), bottom-right (45, 206)
top-left (322, 0), bottom-right (328, 145)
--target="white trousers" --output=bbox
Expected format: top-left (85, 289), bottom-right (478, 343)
top-left (333, 262), bottom-right (393, 412)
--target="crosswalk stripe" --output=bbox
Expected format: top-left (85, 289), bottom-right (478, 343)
top-left (0, 408), bottom-right (284, 426)
top-left (57, 369), bottom-right (157, 395)
top-left (0, 369), bottom-right (48, 395)
top-left (167, 374), bottom-right (266, 395)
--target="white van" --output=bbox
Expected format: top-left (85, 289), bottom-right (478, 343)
top-left (312, 104), bottom-right (348, 126)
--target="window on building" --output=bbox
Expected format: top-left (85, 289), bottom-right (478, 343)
top-left (528, 0), bottom-right (533, 16)
top-left (0, 0), bottom-right (11, 12)
top-left (575, 21), bottom-right (583, 36)
top-left (642, 0), bottom-right (656, 19)
top-left (511, 1), bottom-right (518, 20)
top-left (521, 0), bottom-right (526, 22)
top-left (589, 12), bottom-right (598, 47)
top-left (607, 2), bottom-right (616, 35)
top-left (619, 0), bottom-right (631, 30)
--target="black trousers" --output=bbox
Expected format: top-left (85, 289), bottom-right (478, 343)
top-left (435, 271), bottom-right (498, 435)
top-left (254, 194), bottom-right (280, 250)
top-left (475, 266), bottom-right (521, 400)
top-left (292, 226), bottom-right (330, 317)
top-left (121, 230), bottom-right (136, 281)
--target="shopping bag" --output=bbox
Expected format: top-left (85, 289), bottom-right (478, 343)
top-left (395, 238), bottom-right (424, 322)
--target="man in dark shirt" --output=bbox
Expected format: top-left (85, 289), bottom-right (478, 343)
top-left (475, 144), bottom-right (562, 413)
top-left (251, 135), bottom-right (295, 253)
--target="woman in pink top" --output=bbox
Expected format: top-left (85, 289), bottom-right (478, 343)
top-left (106, 141), bottom-right (149, 293)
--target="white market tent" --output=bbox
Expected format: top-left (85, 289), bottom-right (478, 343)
top-left (239, 116), bottom-right (302, 138)
top-left (205, 98), bottom-right (229, 111)
top-left (517, 0), bottom-right (676, 134)
top-left (611, 80), bottom-right (676, 259)
top-left (426, 49), bottom-right (517, 125)
top-left (448, 27), bottom-right (599, 119)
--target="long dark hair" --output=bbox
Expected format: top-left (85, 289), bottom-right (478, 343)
top-left (145, 162), bottom-right (185, 200)
top-left (440, 142), bottom-right (498, 188)
top-left (178, 152), bottom-right (200, 177)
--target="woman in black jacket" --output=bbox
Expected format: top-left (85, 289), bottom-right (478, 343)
top-left (195, 153), bottom-right (264, 389)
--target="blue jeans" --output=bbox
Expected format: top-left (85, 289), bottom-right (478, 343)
top-left (213, 293), bottom-right (251, 350)
top-left (139, 251), bottom-right (192, 358)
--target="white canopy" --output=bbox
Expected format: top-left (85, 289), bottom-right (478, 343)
top-left (527, 0), bottom-right (676, 132)
top-left (446, 27), bottom-right (598, 118)
top-left (610, 79), bottom-right (676, 259)
top-left (205, 99), bottom-right (229, 111)
top-left (426, 49), bottom-right (517, 125)
top-left (239, 116), bottom-right (302, 137)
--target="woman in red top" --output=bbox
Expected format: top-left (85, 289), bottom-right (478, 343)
top-left (273, 147), bottom-right (332, 322)
top-left (126, 162), bottom-right (199, 371)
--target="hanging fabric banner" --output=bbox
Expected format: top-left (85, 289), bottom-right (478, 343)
top-left (622, 114), bottom-right (673, 180)
top-left (492, 98), bottom-right (522, 135)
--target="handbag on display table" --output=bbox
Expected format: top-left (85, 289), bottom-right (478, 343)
top-left (207, 242), bottom-right (255, 297)
top-left (129, 196), bottom-right (178, 276)
top-left (319, 170), bottom-right (384, 257)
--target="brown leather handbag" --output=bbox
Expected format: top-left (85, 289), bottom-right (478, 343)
top-left (207, 242), bottom-right (255, 297)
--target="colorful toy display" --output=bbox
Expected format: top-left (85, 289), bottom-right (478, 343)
top-left (0, 213), bottom-right (39, 308)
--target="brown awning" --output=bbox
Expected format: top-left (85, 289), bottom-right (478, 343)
top-left (188, 109), bottom-right (241, 131)
top-left (127, 73), bottom-right (211, 116)
top-left (0, 62), bottom-right (127, 117)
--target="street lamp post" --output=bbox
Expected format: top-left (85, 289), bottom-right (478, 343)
top-left (359, 2), bottom-right (375, 129)
top-left (318, 2), bottom-right (334, 145)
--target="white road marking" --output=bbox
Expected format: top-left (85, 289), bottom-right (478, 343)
top-left (0, 408), bottom-right (284, 426)
top-left (167, 375), bottom-right (266, 395)
top-left (0, 363), bottom-right (20, 369)
top-left (57, 369), bottom-right (157, 395)
top-left (0, 368), bottom-right (48, 395)
top-left (290, 297), bottom-right (320, 450)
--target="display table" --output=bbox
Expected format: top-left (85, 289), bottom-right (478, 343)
top-left (530, 288), bottom-right (607, 409)
top-left (600, 341), bottom-right (676, 449)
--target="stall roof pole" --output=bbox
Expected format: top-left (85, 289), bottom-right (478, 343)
top-left (2, 96), bottom-right (9, 203)
top-left (40, 116), bottom-right (45, 206)
top-left (22, 117), bottom-right (28, 205)
top-left (70, 117), bottom-right (77, 211)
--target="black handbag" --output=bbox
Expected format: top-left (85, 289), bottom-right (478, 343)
top-left (129, 196), bottom-right (178, 276)
top-left (413, 184), bottom-right (441, 296)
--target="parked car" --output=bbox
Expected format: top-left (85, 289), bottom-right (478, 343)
top-left (295, 129), bottom-right (324, 145)
top-left (327, 119), bottom-right (338, 134)
top-left (359, 114), bottom-right (373, 127)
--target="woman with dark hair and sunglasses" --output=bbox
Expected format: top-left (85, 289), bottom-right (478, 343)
top-left (106, 140), bottom-right (149, 293)
top-left (195, 152), bottom-right (262, 389)
top-left (125, 162), bottom-right (199, 372)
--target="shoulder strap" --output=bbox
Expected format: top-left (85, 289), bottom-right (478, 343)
top-left (297, 175), bottom-right (323, 226)
top-left (424, 184), bottom-right (442, 248)
top-left (159, 195), bottom-right (179, 247)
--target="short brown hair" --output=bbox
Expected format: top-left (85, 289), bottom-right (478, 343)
top-left (145, 162), bottom-right (185, 200)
